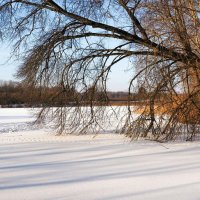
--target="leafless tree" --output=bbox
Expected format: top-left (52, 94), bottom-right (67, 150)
top-left (0, 0), bottom-right (200, 141)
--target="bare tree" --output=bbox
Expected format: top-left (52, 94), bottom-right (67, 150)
top-left (0, 0), bottom-right (200, 140)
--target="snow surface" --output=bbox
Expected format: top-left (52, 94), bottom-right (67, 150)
top-left (0, 108), bottom-right (200, 200)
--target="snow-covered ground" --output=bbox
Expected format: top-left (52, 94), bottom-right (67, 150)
top-left (0, 108), bottom-right (200, 200)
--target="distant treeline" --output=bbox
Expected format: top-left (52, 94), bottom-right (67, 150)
top-left (0, 80), bottom-right (151, 107)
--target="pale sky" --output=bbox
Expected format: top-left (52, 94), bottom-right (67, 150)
top-left (0, 44), bottom-right (19, 81)
top-left (0, 43), bottom-right (132, 91)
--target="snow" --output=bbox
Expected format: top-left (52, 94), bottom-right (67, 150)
top-left (0, 108), bottom-right (200, 200)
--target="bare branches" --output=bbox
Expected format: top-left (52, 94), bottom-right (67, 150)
top-left (1, 0), bottom-right (200, 140)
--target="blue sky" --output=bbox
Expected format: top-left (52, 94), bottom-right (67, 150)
top-left (0, 44), bottom-right (19, 81)
top-left (0, 43), bottom-right (132, 91)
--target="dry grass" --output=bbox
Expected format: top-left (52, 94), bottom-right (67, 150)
top-left (134, 95), bottom-right (200, 124)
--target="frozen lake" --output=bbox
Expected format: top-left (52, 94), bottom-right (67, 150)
top-left (0, 108), bottom-right (200, 200)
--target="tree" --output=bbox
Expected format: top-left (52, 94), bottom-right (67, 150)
top-left (0, 0), bottom-right (200, 140)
